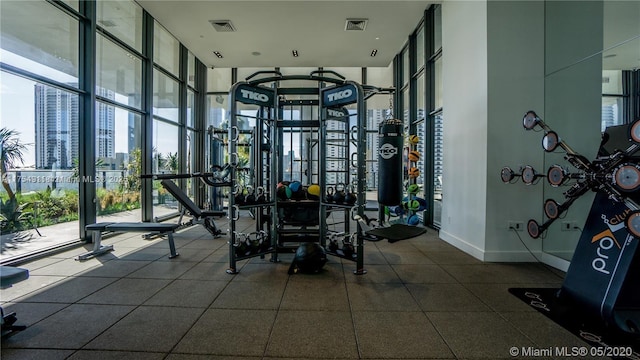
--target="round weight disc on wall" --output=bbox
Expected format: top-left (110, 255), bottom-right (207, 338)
top-left (625, 211), bottom-right (640, 238)
top-left (544, 199), bottom-right (560, 219)
top-left (547, 165), bottom-right (566, 187)
top-left (629, 119), bottom-right (640, 143)
top-left (527, 219), bottom-right (541, 238)
top-left (500, 167), bottom-right (515, 183)
top-left (613, 164), bottom-right (640, 192)
top-left (523, 111), bottom-right (539, 130)
top-left (542, 131), bottom-right (560, 152)
top-left (522, 165), bottom-right (536, 185)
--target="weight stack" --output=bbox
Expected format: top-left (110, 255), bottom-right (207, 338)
top-left (378, 119), bottom-right (403, 206)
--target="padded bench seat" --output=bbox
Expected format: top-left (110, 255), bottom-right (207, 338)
top-left (79, 222), bottom-right (181, 260)
top-left (1, 266), bottom-right (29, 336)
top-left (0, 266), bottom-right (29, 289)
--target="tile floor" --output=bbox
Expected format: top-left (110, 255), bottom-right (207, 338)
top-left (1, 218), bottom-right (594, 359)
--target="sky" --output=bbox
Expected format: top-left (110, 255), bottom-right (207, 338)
top-left (1, 49), bottom-right (178, 168)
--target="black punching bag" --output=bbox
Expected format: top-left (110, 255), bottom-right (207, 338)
top-left (378, 119), bottom-right (403, 206)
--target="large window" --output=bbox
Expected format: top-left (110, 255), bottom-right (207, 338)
top-left (0, 74), bottom-right (80, 242)
top-left (601, 70), bottom-right (625, 131)
top-left (96, 34), bottom-right (143, 109)
top-left (1, 0), bottom-right (205, 261)
top-left (95, 104), bottom-right (142, 218)
top-left (152, 120), bottom-right (180, 217)
top-left (153, 69), bottom-right (180, 123)
top-left (0, 1), bottom-right (81, 253)
top-left (153, 21), bottom-right (180, 76)
top-left (97, 0), bottom-right (143, 52)
top-left (0, 0), bottom-right (79, 84)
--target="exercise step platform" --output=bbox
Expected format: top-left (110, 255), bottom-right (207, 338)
top-left (79, 222), bottom-right (181, 260)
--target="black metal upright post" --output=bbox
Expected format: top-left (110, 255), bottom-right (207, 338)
top-left (79, 0), bottom-right (97, 240)
top-left (141, 11), bottom-right (154, 222)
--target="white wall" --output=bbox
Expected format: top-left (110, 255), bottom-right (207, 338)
top-left (440, 1), bottom-right (489, 259)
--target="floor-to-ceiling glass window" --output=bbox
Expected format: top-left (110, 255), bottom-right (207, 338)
top-left (0, 0), bottom-right (81, 260)
top-left (152, 21), bottom-right (181, 219)
top-left (365, 65), bottom-right (394, 207)
top-left (206, 68), bottom-right (232, 211)
top-left (95, 0), bottom-right (144, 221)
top-left (411, 21), bottom-right (427, 224)
top-left (429, 5), bottom-right (443, 228)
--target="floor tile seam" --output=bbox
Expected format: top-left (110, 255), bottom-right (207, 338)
top-left (491, 310), bottom-right (559, 349)
top-left (494, 310), bottom-right (592, 349)
top-left (19, 257), bottom-right (68, 272)
top-left (9, 273), bottom-right (120, 304)
top-left (394, 265), bottom-right (458, 359)
top-left (6, 275), bottom-right (97, 304)
top-left (64, 348), bottom-right (169, 358)
top-left (259, 265), bottom-right (292, 359)
top-left (0, 301), bottom-right (76, 340)
top-left (341, 262), bottom-right (365, 360)
top-left (122, 258), bottom-right (201, 280)
top-left (447, 280), bottom-right (501, 314)
top-left (73, 260), bottom-right (201, 308)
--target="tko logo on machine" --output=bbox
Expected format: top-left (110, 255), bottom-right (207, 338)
top-left (327, 109), bottom-right (347, 118)
top-left (324, 84), bottom-right (357, 106)
top-left (327, 89), bottom-right (352, 102)
top-left (240, 89), bottom-right (269, 103)
top-left (591, 229), bottom-right (622, 275)
top-left (379, 143), bottom-right (398, 160)
top-left (235, 85), bottom-right (274, 106)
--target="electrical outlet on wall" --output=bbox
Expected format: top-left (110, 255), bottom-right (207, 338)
top-left (561, 221), bottom-right (579, 231)
top-left (508, 221), bottom-right (524, 231)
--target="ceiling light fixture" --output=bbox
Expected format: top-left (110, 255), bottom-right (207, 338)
top-left (292, 50), bottom-right (299, 57)
top-left (213, 51), bottom-right (223, 58)
top-left (370, 49), bottom-right (378, 57)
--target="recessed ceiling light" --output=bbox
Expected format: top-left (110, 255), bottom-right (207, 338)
top-left (213, 51), bottom-right (223, 58)
top-left (375, 37), bottom-right (380, 40)
top-left (370, 49), bottom-right (378, 57)
top-left (292, 50), bottom-right (299, 57)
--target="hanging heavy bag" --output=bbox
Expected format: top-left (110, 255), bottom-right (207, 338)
top-left (378, 118), bottom-right (403, 206)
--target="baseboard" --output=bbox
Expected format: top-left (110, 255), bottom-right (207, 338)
top-left (438, 230), bottom-right (485, 261)
top-left (540, 252), bottom-right (570, 272)
top-left (439, 230), bottom-right (569, 267)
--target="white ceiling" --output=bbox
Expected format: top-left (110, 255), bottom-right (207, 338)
top-left (135, 0), bottom-right (434, 68)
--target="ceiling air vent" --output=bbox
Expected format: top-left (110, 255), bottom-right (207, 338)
top-left (209, 20), bottom-right (236, 32)
top-left (345, 18), bottom-right (368, 31)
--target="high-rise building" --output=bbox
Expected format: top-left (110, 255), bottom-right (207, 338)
top-left (34, 84), bottom-right (79, 169)
top-left (34, 85), bottom-right (115, 169)
top-left (96, 87), bottom-right (116, 159)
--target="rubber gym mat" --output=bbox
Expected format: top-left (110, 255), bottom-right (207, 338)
top-left (509, 287), bottom-right (640, 359)
top-left (365, 224), bottom-right (426, 243)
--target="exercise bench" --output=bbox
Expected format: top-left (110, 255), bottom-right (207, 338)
top-left (78, 222), bottom-right (180, 261)
top-left (1, 266), bottom-right (29, 337)
top-left (160, 179), bottom-right (226, 237)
